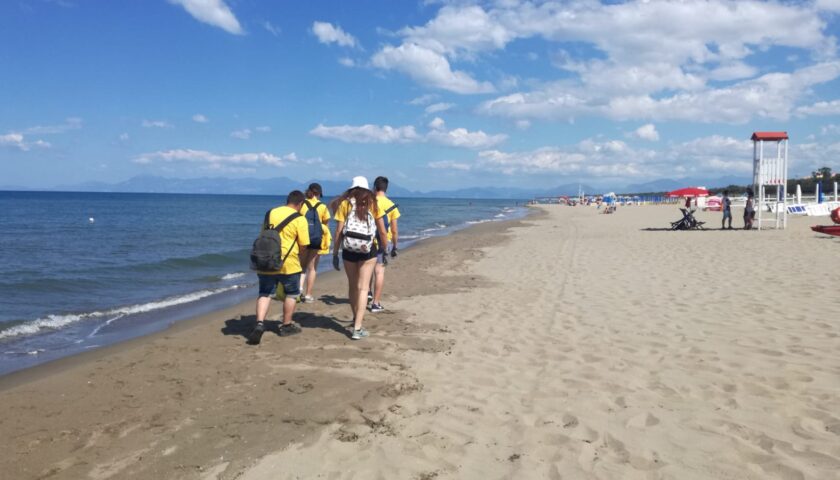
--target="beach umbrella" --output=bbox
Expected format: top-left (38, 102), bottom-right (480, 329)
top-left (667, 187), bottom-right (710, 198)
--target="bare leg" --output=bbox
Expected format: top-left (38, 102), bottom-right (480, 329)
top-left (304, 254), bottom-right (320, 297)
top-left (353, 258), bottom-right (376, 330)
top-left (373, 262), bottom-right (385, 304)
top-left (344, 259), bottom-right (360, 320)
top-left (298, 249), bottom-right (313, 293)
top-left (256, 296), bottom-right (271, 322)
top-left (282, 296), bottom-right (296, 326)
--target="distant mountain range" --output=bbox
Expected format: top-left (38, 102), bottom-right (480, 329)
top-left (1, 174), bottom-right (752, 199)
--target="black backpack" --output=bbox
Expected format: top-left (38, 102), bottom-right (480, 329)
top-left (303, 200), bottom-right (323, 248)
top-left (249, 209), bottom-right (301, 271)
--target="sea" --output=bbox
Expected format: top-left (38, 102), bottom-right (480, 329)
top-left (0, 191), bottom-right (527, 375)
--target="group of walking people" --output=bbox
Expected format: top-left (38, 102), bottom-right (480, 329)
top-left (248, 176), bottom-right (401, 345)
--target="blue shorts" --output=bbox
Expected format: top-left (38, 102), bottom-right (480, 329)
top-left (723, 209), bottom-right (732, 219)
top-left (258, 273), bottom-right (301, 298)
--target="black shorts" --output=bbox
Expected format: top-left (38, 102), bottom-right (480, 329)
top-left (342, 250), bottom-right (376, 263)
top-left (306, 244), bottom-right (321, 251)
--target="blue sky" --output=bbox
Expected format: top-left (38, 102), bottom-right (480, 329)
top-left (2, 0), bottom-right (840, 192)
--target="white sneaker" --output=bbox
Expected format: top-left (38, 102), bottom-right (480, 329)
top-left (351, 328), bottom-right (369, 340)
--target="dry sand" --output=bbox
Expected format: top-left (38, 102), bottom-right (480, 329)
top-left (2, 205), bottom-right (840, 479)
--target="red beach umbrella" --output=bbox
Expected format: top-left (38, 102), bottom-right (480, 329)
top-left (667, 187), bottom-right (710, 198)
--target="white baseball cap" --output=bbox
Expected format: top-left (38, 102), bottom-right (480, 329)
top-left (350, 176), bottom-right (369, 190)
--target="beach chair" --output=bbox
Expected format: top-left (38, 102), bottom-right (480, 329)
top-left (670, 208), bottom-right (706, 230)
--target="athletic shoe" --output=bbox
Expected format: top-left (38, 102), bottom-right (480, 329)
top-left (247, 322), bottom-right (265, 345)
top-left (351, 328), bottom-right (369, 340)
top-left (369, 303), bottom-right (384, 313)
top-left (367, 291), bottom-right (373, 302)
top-left (301, 295), bottom-right (315, 303)
top-left (278, 323), bottom-right (302, 337)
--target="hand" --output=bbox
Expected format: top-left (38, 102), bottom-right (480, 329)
top-left (332, 255), bottom-right (340, 271)
top-left (390, 246), bottom-right (398, 258)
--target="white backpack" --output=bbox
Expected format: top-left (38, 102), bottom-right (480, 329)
top-left (342, 198), bottom-right (376, 254)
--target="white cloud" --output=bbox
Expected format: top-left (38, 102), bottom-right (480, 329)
top-left (381, 1), bottom-right (838, 123)
top-left (230, 128), bottom-right (251, 139)
top-left (134, 149), bottom-right (298, 168)
top-left (169, 0), bottom-right (243, 35)
top-left (262, 21), bottom-right (281, 37)
top-left (796, 99), bottom-right (840, 116)
top-left (142, 119), bottom-right (173, 128)
top-left (480, 61), bottom-right (840, 123)
top-left (428, 117), bottom-right (446, 130)
top-left (192, 114), bottom-right (209, 123)
top-left (408, 94), bottom-right (439, 106)
top-left (0, 132), bottom-right (50, 151)
top-left (255, 126), bottom-right (271, 133)
top-left (428, 135), bottom-right (759, 179)
top-left (633, 124), bottom-right (659, 141)
top-left (338, 57), bottom-right (355, 67)
top-left (119, 132), bottom-right (130, 141)
top-left (24, 117), bottom-right (83, 135)
top-left (427, 127), bottom-right (507, 149)
top-left (312, 21), bottom-right (358, 48)
top-left (311, 120), bottom-right (505, 149)
top-left (821, 124), bottom-right (840, 136)
top-left (816, 0), bottom-right (840, 12)
top-left (515, 120), bottom-right (531, 130)
top-left (372, 43), bottom-right (495, 94)
top-left (310, 124), bottom-right (420, 144)
top-left (425, 102), bottom-right (454, 114)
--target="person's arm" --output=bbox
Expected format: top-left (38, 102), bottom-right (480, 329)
top-left (296, 216), bottom-right (310, 249)
top-left (390, 218), bottom-right (399, 255)
top-left (375, 217), bottom-right (388, 253)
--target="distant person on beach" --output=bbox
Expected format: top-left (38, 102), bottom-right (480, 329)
top-left (721, 190), bottom-right (733, 230)
top-left (744, 190), bottom-right (755, 230)
top-left (248, 190), bottom-right (310, 345)
top-left (684, 196), bottom-right (692, 211)
top-left (298, 183), bottom-right (331, 303)
top-left (330, 177), bottom-right (388, 340)
top-left (369, 176), bottom-right (401, 313)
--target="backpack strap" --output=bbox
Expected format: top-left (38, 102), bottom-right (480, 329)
top-left (276, 212), bottom-right (302, 264)
top-left (275, 211), bottom-right (301, 232)
top-left (383, 204), bottom-right (398, 216)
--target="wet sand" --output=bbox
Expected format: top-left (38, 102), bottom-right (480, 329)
top-left (2, 205), bottom-right (840, 479)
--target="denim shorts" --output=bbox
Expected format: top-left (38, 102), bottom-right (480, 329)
top-left (258, 273), bottom-right (301, 298)
top-left (722, 209), bottom-right (732, 219)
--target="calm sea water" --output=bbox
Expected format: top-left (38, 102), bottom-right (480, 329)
top-left (0, 191), bottom-right (526, 374)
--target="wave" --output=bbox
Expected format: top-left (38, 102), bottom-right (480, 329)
top-left (131, 249), bottom-right (248, 273)
top-left (221, 272), bottom-right (246, 281)
top-left (0, 285), bottom-right (245, 341)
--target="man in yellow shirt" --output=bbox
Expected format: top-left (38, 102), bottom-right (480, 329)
top-left (248, 190), bottom-right (310, 345)
top-left (370, 176), bottom-right (401, 313)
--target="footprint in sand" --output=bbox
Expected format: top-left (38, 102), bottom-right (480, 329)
top-left (626, 412), bottom-right (660, 429)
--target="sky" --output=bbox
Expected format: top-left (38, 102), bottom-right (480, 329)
top-left (2, 0), bottom-right (840, 192)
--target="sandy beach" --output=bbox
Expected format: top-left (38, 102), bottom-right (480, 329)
top-left (2, 205), bottom-right (840, 479)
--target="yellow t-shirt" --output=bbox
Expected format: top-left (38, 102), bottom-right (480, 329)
top-left (334, 198), bottom-right (383, 222)
top-left (376, 195), bottom-right (401, 243)
top-left (300, 198), bottom-right (332, 253)
top-left (257, 205), bottom-right (310, 275)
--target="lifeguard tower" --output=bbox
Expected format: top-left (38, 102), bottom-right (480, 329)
top-left (751, 131), bottom-right (789, 230)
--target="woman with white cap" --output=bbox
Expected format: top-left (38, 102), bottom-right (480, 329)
top-left (330, 176), bottom-right (388, 340)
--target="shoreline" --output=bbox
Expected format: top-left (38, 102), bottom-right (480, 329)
top-left (3, 205), bottom-right (839, 479)
top-left (0, 203), bottom-right (530, 378)
top-left (0, 211), bottom-right (535, 480)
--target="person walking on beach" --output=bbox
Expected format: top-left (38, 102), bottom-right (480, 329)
top-left (684, 196), bottom-right (692, 211)
top-left (721, 190), bottom-right (733, 230)
top-left (248, 190), bottom-right (310, 345)
top-left (744, 190), bottom-right (755, 230)
top-left (369, 176), bottom-right (401, 313)
top-left (298, 183), bottom-right (331, 303)
top-left (330, 177), bottom-right (388, 340)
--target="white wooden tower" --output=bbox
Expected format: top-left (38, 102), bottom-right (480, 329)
top-left (751, 131), bottom-right (789, 230)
